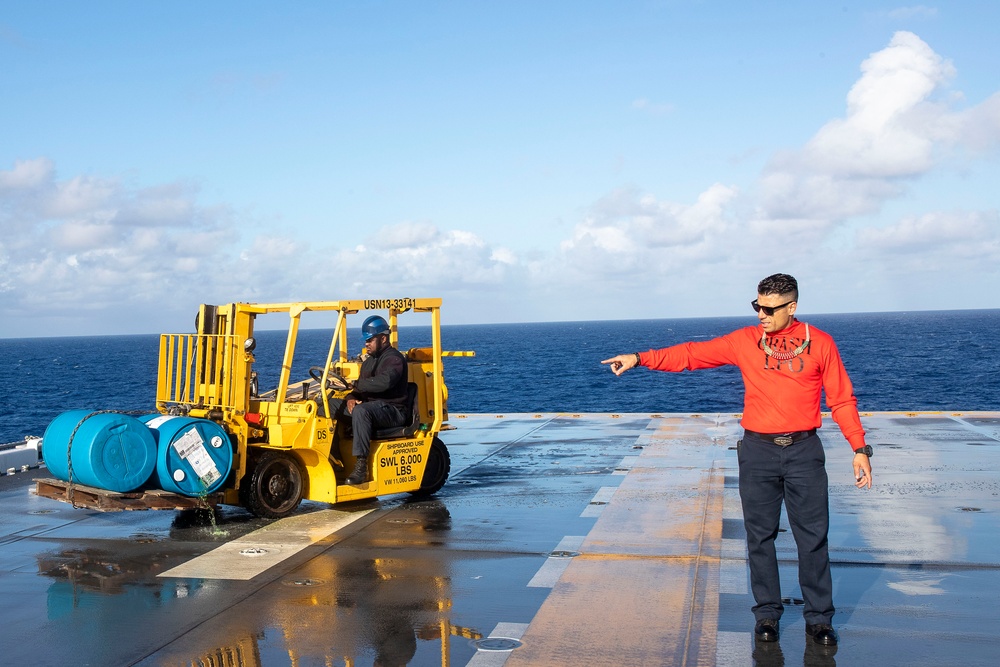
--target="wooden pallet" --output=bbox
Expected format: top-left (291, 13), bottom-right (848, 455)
top-left (35, 478), bottom-right (223, 512)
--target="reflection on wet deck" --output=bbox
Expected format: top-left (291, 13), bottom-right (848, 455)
top-left (1, 412), bottom-right (998, 666)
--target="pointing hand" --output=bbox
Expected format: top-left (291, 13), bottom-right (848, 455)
top-left (601, 353), bottom-right (639, 376)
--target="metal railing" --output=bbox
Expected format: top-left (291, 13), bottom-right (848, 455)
top-left (157, 333), bottom-right (240, 410)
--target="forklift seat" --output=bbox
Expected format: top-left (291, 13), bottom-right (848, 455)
top-left (373, 383), bottom-right (421, 439)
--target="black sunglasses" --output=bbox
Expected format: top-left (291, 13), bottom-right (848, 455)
top-left (751, 299), bottom-right (795, 316)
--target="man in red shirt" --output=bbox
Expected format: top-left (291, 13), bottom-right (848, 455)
top-left (602, 273), bottom-right (873, 648)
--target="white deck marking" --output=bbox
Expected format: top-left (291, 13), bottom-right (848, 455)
top-left (715, 631), bottom-right (752, 666)
top-left (719, 554), bottom-right (749, 595)
top-left (613, 455), bottom-right (640, 475)
top-left (158, 508), bottom-right (374, 580)
top-left (950, 416), bottom-right (1000, 442)
top-left (553, 535), bottom-right (586, 552)
top-left (466, 622), bottom-right (530, 667)
top-left (723, 490), bottom-right (742, 520)
top-left (527, 535), bottom-right (586, 588)
top-left (580, 485), bottom-right (618, 517)
top-left (722, 537), bottom-right (747, 559)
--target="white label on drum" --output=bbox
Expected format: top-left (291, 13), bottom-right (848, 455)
top-left (146, 415), bottom-right (177, 429)
top-left (173, 428), bottom-right (221, 488)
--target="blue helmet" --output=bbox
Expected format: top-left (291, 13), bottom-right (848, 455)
top-left (362, 315), bottom-right (390, 340)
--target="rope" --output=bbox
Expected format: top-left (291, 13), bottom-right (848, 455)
top-left (63, 410), bottom-right (127, 509)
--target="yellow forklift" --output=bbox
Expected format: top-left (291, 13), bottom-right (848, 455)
top-left (37, 298), bottom-right (473, 518)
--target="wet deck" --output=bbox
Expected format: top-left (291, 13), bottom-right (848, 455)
top-left (1, 412), bottom-right (998, 666)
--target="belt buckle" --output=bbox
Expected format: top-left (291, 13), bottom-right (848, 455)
top-left (773, 435), bottom-right (794, 446)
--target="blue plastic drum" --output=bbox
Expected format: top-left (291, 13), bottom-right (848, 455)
top-left (42, 410), bottom-right (157, 492)
top-left (139, 415), bottom-right (233, 496)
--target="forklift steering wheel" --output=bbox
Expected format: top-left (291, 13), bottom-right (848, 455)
top-left (309, 366), bottom-right (351, 391)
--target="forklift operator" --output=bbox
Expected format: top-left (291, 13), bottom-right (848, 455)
top-left (343, 315), bottom-right (409, 485)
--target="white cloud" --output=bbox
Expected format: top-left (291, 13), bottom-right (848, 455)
top-left (369, 220), bottom-right (440, 249)
top-left (810, 36), bottom-right (949, 175)
top-left (954, 92), bottom-right (1000, 153)
top-left (758, 170), bottom-right (903, 223)
top-left (0, 157), bottom-right (53, 190)
top-left (113, 184), bottom-right (198, 227)
top-left (809, 31), bottom-right (953, 176)
top-left (547, 31), bottom-right (1000, 312)
top-left (48, 175), bottom-right (119, 218)
top-left (240, 235), bottom-right (301, 263)
top-left (858, 210), bottom-right (1000, 258)
top-left (560, 184), bottom-right (738, 265)
top-left (4, 31), bottom-right (1000, 335)
top-left (326, 225), bottom-right (519, 293)
top-left (490, 247), bottom-right (517, 265)
top-left (759, 31), bottom-right (983, 226)
top-left (49, 220), bottom-right (117, 250)
top-left (0, 162), bottom-right (241, 328)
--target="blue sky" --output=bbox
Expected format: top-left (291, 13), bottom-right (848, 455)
top-left (2, 2), bottom-right (998, 337)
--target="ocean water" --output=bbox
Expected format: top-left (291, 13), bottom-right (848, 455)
top-left (1, 310), bottom-right (997, 444)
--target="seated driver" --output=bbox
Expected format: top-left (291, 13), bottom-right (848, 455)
top-left (344, 315), bottom-right (409, 485)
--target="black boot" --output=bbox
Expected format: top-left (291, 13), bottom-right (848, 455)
top-left (346, 456), bottom-right (368, 485)
top-left (805, 623), bottom-right (838, 646)
top-left (754, 618), bottom-right (779, 643)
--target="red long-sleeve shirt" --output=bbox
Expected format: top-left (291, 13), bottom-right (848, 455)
top-left (638, 319), bottom-right (867, 449)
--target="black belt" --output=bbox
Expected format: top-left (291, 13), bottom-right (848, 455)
top-left (744, 429), bottom-right (817, 447)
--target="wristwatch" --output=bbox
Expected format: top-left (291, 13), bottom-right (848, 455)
top-left (853, 445), bottom-right (873, 457)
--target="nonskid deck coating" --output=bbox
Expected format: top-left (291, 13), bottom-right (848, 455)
top-left (0, 412), bottom-right (997, 666)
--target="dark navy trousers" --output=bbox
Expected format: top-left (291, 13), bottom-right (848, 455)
top-left (738, 431), bottom-right (834, 625)
top-left (350, 400), bottom-right (406, 457)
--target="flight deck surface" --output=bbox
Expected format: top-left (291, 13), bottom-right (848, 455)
top-left (1, 412), bottom-right (997, 666)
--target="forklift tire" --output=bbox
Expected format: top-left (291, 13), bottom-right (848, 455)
top-left (408, 437), bottom-right (450, 497)
top-left (240, 450), bottom-right (304, 519)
